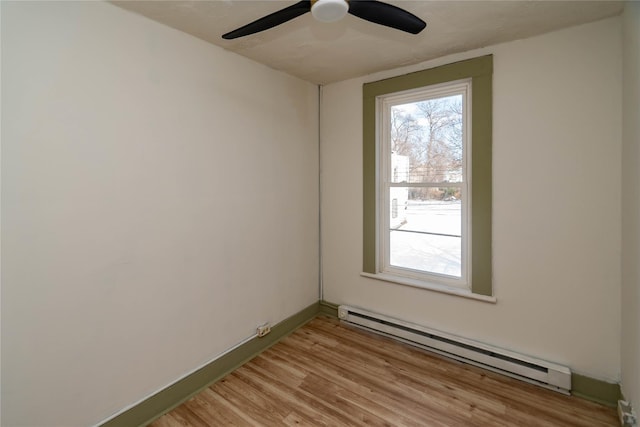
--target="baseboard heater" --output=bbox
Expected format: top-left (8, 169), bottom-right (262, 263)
top-left (337, 305), bottom-right (571, 394)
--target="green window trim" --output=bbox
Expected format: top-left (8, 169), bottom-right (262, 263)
top-left (363, 55), bottom-right (493, 297)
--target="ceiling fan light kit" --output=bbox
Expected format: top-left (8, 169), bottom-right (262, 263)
top-left (311, 0), bottom-right (349, 23)
top-left (221, 0), bottom-right (426, 40)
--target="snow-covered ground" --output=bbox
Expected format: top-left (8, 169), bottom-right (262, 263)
top-left (390, 200), bottom-right (462, 277)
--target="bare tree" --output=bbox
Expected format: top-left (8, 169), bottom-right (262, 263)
top-left (390, 109), bottom-right (421, 157)
top-left (415, 97), bottom-right (462, 184)
top-left (389, 96), bottom-right (463, 199)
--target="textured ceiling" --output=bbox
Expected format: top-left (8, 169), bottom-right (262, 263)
top-left (112, 1), bottom-right (624, 84)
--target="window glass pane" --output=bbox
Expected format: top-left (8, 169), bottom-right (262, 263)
top-left (390, 232), bottom-right (461, 278)
top-left (390, 94), bottom-right (463, 184)
top-left (389, 188), bottom-right (462, 278)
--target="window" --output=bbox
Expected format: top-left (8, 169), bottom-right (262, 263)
top-left (381, 81), bottom-right (470, 287)
top-left (362, 55), bottom-right (493, 298)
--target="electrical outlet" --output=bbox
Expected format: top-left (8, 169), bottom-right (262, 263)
top-left (257, 323), bottom-right (271, 337)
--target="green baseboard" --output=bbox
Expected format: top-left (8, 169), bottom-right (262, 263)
top-left (100, 302), bottom-right (320, 427)
top-left (571, 373), bottom-right (621, 407)
top-left (318, 300), bottom-right (339, 318)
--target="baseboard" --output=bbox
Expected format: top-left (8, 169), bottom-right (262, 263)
top-left (572, 373), bottom-right (621, 408)
top-left (318, 299), bottom-right (339, 318)
top-left (99, 302), bottom-right (320, 427)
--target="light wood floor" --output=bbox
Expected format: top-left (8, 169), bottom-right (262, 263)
top-left (150, 316), bottom-right (618, 426)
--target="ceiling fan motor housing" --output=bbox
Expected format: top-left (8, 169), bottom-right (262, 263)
top-left (311, 0), bottom-right (349, 23)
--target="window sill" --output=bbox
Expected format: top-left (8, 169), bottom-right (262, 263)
top-left (360, 272), bottom-right (497, 304)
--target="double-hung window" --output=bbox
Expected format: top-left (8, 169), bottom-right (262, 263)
top-left (362, 55), bottom-right (493, 298)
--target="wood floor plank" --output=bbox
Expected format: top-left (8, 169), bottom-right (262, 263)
top-left (242, 362), bottom-right (376, 426)
top-left (300, 370), bottom-right (432, 427)
top-left (171, 405), bottom-right (208, 427)
top-left (235, 363), bottom-right (349, 426)
top-left (216, 371), bottom-right (293, 420)
top-left (197, 387), bottom-right (263, 426)
top-left (267, 345), bottom-right (453, 427)
top-left (209, 377), bottom-right (284, 426)
top-left (169, 411), bottom-right (197, 426)
top-left (149, 413), bottom-right (188, 427)
top-left (277, 330), bottom-right (477, 425)
top-left (282, 411), bottom-right (314, 427)
top-left (188, 388), bottom-right (247, 425)
top-left (307, 318), bottom-right (615, 426)
top-left (149, 316), bottom-right (618, 427)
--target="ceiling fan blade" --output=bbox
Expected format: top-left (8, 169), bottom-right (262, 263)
top-left (348, 0), bottom-right (426, 35)
top-left (222, 1), bottom-right (312, 39)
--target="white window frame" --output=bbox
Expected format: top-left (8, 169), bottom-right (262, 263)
top-left (376, 79), bottom-right (472, 290)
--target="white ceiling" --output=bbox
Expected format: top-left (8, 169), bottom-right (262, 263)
top-left (112, 0), bottom-right (623, 84)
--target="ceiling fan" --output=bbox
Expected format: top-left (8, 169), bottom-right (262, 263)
top-left (222, 0), bottom-right (426, 40)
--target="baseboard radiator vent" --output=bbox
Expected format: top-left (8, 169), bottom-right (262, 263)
top-left (338, 305), bottom-right (571, 394)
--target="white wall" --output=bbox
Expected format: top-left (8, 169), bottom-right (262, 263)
top-left (621, 1), bottom-right (640, 411)
top-left (1, 2), bottom-right (319, 426)
top-left (321, 18), bottom-right (622, 381)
